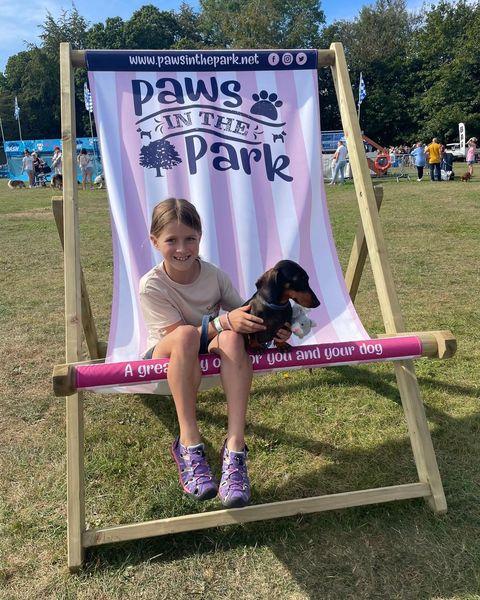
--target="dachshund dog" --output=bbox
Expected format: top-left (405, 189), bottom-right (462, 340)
top-left (244, 260), bottom-right (320, 352)
top-left (461, 172), bottom-right (472, 182)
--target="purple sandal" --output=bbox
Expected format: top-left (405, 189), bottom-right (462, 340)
top-left (170, 437), bottom-right (218, 501)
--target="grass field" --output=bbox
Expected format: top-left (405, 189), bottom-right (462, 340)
top-left (1, 175), bottom-right (479, 599)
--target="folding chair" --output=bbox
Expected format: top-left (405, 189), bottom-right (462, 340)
top-left (53, 43), bottom-right (456, 571)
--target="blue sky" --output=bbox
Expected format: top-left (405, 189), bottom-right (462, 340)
top-left (0, 0), bottom-right (425, 72)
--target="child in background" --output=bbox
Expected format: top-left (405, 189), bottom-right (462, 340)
top-left (139, 197), bottom-right (291, 508)
top-left (77, 148), bottom-right (94, 190)
top-left (466, 137), bottom-right (477, 176)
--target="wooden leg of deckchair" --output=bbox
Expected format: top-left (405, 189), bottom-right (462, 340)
top-left (394, 360), bottom-right (447, 513)
top-left (345, 186), bottom-right (383, 302)
top-left (330, 42), bottom-right (446, 513)
top-left (52, 197), bottom-right (103, 360)
top-left (66, 391), bottom-right (85, 571)
top-left (60, 43), bottom-right (87, 570)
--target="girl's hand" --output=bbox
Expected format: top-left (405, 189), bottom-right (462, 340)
top-left (227, 305), bottom-right (266, 334)
top-left (274, 324), bottom-right (291, 343)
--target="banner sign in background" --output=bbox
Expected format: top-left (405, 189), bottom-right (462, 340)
top-left (87, 49), bottom-right (368, 392)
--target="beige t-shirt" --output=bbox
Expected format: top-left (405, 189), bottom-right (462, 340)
top-left (139, 258), bottom-right (244, 350)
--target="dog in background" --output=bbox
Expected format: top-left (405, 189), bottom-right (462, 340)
top-left (8, 180), bottom-right (25, 189)
top-left (50, 174), bottom-right (63, 189)
top-left (244, 260), bottom-right (320, 352)
top-left (94, 174), bottom-right (105, 189)
top-left (461, 172), bottom-right (472, 182)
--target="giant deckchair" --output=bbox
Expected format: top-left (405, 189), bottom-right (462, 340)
top-left (53, 43), bottom-right (456, 571)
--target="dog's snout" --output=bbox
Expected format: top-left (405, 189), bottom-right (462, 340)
top-left (293, 290), bottom-right (320, 309)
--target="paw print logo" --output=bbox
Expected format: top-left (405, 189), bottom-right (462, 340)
top-left (250, 91), bottom-right (283, 120)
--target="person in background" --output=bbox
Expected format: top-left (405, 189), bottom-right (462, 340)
top-left (425, 137), bottom-right (442, 181)
top-left (329, 140), bottom-right (348, 185)
top-left (21, 149), bottom-right (35, 188)
top-left (77, 148), bottom-right (94, 190)
top-left (32, 152), bottom-right (47, 186)
top-left (466, 137), bottom-right (477, 176)
top-left (51, 146), bottom-right (62, 175)
top-left (410, 142), bottom-right (426, 181)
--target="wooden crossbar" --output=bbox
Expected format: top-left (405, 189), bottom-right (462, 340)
top-left (59, 42), bottom-right (452, 571)
top-left (83, 483), bottom-right (430, 547)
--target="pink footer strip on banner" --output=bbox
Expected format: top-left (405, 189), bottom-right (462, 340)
top-left (76, 337), bottom-right (422, 391)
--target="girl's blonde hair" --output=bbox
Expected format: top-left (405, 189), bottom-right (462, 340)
top-left (150, 198), bottom-right (202, 238)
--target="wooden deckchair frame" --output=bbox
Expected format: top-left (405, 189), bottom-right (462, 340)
top-left (58, 42), bottom-right (455, 571)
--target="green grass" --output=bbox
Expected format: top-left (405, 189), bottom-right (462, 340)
top-left (0, 176), bottom-right (479, 599)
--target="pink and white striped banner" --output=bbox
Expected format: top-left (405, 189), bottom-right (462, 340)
top-left (87, 50), bottom-right (370, 393)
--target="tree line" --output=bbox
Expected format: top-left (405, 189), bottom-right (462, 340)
top-left (0, 0), bottom-right (479, 146)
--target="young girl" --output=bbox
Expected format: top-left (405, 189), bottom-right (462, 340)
top-left (466, 137), bottom-right (477, 176)
top-left (139, 198), bottom-right (290, 508)
top-left (77, 148), bottom-right (94, 190)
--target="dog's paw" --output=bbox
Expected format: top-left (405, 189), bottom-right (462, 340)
top-left (274, 341), bottom-right (292, 353)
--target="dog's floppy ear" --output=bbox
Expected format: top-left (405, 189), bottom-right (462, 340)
top-left (255, 268), bottom-right (277, 291)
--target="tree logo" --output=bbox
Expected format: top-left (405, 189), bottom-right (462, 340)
top-left (139, 139), bottom-right (182, 177)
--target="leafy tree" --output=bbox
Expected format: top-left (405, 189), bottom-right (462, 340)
top-left (87, 17), bottom-right (126, 50)
top-left (124, 5), bottom-right (179, 49)
top-left (322, 0), bottom-right (419, 144)
top-left (139, 139), bottom-right (182, 177)
top-left (173, 3), bottom-right (204, 49)
top-left (413, 0), bottom-right (480, 142)
top-left (39, 8), bottom-right (89, 60)
top-left (2, 48), bottom-right (60, 139)
top-left (199, 0), bottom-right (325, 48)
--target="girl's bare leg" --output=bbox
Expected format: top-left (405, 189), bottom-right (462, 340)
top-left (208, 330), bottom-right (252, 451)
top-left (152, 325), bottom-right (202, 446)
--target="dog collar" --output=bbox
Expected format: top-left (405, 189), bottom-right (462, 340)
top-left (261, 299), bottom-right (290, 310)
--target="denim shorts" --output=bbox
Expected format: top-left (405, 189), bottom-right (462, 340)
top-left (143, 346), bottom-right (155, 360)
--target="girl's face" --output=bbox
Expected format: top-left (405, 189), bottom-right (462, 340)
top-left (151, 221), bottom-right (201, 281)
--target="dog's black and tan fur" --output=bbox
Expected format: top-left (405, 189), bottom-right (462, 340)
top-left (244, 260), bottom-right (320, 352)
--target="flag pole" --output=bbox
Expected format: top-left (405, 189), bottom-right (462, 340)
top-left (14, 97), bottom-right (23, 145)
top-left (88, 110), bottom-right (97, 174)
top-left (0, 117), bottom-right (5, 147)
top-left (17, 114), bottom-right (23, 144)
top-left (84, 82), bottom-right (98, 177)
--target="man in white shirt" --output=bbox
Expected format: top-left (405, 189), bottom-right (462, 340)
top-left (329, 140), bottom-right (348, 185)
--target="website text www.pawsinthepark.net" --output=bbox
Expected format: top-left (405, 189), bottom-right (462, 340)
top-left (128, 53), bottom-right (261, 68)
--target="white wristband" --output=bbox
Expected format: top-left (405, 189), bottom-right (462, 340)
top-left (213, 316), bottom-right (224, 334)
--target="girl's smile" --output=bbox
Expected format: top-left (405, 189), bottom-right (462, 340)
top-left (151, 221), bottom-right (201, 284)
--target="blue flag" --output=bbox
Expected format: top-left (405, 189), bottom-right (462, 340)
top-left (14, 96), bottom-right (20, 120)
top-left (84, 83), bottom-right (93, 113)
top-left (358, 73), bottom-right (366, 106)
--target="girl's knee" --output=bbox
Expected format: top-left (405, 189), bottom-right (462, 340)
top-left (218, 330), bottom-right (249, 358)
top-left (174, 325), bottom-right (200, 352)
